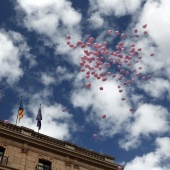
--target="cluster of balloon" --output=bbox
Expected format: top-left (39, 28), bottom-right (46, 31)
top-left (4, 120), bottom-right (8, 124)
top-left (66, 24), bottom-right (153, 113)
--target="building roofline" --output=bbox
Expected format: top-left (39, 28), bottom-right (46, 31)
top-left (0, 120), bottom-right (117, 166)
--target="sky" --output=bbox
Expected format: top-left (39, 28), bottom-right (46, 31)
top-left (0, 0), bottom-right (170, 169)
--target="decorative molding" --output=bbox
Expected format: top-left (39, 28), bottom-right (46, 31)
top-left (21, 142), bottom-right (28, 153)
top-left (74, 164), bottom-right (79, 169)
top-left (0, 142), bottom-right (7, 147)
top-left (65, 162), bottom-right (71, 167)
top-left (21, 130), bottom-right (32, 136)
top-left (21, 148), bottom-right (28, 153)
top-left (65, 144), bottom-right (75, 150)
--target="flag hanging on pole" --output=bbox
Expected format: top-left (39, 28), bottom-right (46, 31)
top-left (18, 97), bottom-right (24, 123)
top-left (36, 104), bottom-right (42, 131)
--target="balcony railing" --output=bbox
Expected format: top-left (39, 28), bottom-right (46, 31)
top-left (0, 156), bottom-right (8, 166)
top-left (36, 164), bottom-right (51, 170)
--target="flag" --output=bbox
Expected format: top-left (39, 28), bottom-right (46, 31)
top-left (18, 97), bottom-right (24, 123)
top-left (36, 105), bottom-right (42, 130)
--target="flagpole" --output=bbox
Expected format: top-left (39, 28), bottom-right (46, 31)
top-left (38, 104), bottom-right (41, 133)
top-left (16, 96), bottom-right (22, 125)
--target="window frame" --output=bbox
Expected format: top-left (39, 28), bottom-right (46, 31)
top-left (36, 159), bottom-right (51, 170)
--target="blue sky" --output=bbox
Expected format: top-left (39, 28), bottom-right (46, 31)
top-left (0, 0), bottom-right (170, 169)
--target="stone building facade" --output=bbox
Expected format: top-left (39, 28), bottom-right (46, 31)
top-left (0, 120), bottom-right (123, 170)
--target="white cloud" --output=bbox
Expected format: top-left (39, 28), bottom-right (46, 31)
top-left (132, 104), bottom-right (169, 136)
top-left (41, 73), bottom-right (56, 86)
top-left (88, 0), bottom-right (142, 17)
top-left (119, 104), bottom-right (169, 150)
top-left (88, 12), bottom-right (104, 29)
top-left (125, 137), bottom-right (170, 170)
top-left (0, 30), bottom-right (36, 85)
top-left (56, 66), bottom-right (74, 82)
top-left (15, 0), bottom-right (85, 69)
top-left (137, 78), bottom-right (170, 98)
top-left (39, 66), bottom-right (75, 86)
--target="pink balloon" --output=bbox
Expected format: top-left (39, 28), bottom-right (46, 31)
top-left (80, 68), bottom-right (85, 72)
top-left (107, 72), bottom-right (111, 76)
top-left (77, 41), bottom-right (83, 45)
top-left (119, 42), bottom-right (124, 46)
top-left (118, 166), bottom-right (122, 170)
top-left (93, 134), bottom-right (97, 138)
top-left (115, 31), bottom-right (120, 35)
top-left (130, 108), bottom-right (134, 112)
top-left (134, 29), bottom-right (138, 33)
top-left (118, 65), bottom-right (121, 69)
top-left (102, 77), bottom-right (107, 81)
top-left (150, 53), bottom-right (154, 56)
top-left (121, 98), bottom-right (125, 101)
top-left (63, 108), bottom-right (67, 112)
top-left (119, 89), bottom-right (123, 93)
top-left (144, 31), bottom-right (148, 35)
top-left (120, 69), bottom-right (124, 74)
top-left (86, 35), bottom-right (90, 39)
top-left (143, 24), bottom-right (147, 28)
top-left (4, 120), bottom-right (8, 124)
top-left (66, 35), bottom-right (71, 39)
top-left (121, 33), bottom-right (125, 38)
top-left (126, 71), bottom-right (129, 76)
top-left (102, 114), bottom-right (106, 119)
top-left (112, 74), bottom-right (116, 78)
top-left (142, 76), bottom-right (146, 80)
top-left (138, 67), bottom-right (142, 70)
top-left (132, 78), bottom-right (135, 82)
top-left (103, 41), bottom-right (108, 46)
top-left (108, 30), bottom-right (112, 34)
top-left (121, 48), bottom-right (125, 52)
top-left (86, 82), bottom-right (91, 89)
top-left (89, 37), bottom-right (94, 42)
top-left (99, 87), bottom-right (103, 90)
top-left (148, 75), bottom-right (151, 79)
top-left (81, 44), bottom-right (86, 48)
top-left (109, 57), bottom-right (113, 61)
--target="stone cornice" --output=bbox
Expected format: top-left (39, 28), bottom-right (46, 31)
top-left (0, 121), bottom-right (123, 170)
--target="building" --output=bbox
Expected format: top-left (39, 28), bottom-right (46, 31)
top-left (0, 120), bottom-right (123, 170)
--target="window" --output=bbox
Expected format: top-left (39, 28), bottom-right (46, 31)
top-left (0, 147), bottom-right (8, 165)
top-left (36, 159), bottom-right (51, 170)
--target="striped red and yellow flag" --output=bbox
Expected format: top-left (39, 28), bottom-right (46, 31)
top-left (18, 97), bottom-right (24, 123)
